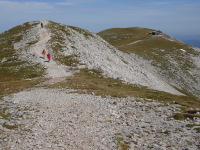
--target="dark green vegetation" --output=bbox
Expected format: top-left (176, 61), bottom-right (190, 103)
top-left (186, 124), bottom-right (200, 133)
top-left (97, 27), bottom-right (200, 97)
top-left (173, 110), bottom-right (200, 121)
top-left (173, 113), bottom-right (185, 120)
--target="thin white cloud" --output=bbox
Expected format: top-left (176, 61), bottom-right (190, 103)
top-left (0, 0), bottom-right (53, 12)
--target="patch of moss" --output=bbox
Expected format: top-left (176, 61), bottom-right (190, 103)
top-left (173, 113), bottom-right (185, 120)
top-left (2, 123), bottom-right (18, 130)
top-left (27, 40), bottom-right (39, 45)
top-left (195, 128), bottom-right (200, 133)
top-left (186, 124), bottom-right (195, 128)
top-left (164, 131), bottom-right (171, 134)
top-left (58, 55), bottom-right (80, 66)
top-left (144, 131), bottom-right (150, 134)
top-left (115, 137), bottom-right (130, 150)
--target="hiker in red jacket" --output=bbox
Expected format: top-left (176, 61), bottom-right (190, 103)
top-left (47, 53), bottom-right (51, 62)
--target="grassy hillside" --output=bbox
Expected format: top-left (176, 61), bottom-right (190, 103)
top-left (97, 27), bottom-right (200, 98)
top-left (0, 21), bottom-right (46, 99)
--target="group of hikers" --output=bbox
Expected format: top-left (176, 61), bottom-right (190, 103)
top-left (41, 23), bottom-right (51, 62)
top-left (42, 49), bottom-right (51, 62)
top-left (40, 23), bottom-right (51, 62)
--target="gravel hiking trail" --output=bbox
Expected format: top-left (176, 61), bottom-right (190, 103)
top-left (30, 20), bottom-right (72, 80)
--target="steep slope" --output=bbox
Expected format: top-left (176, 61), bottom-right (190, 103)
top-left (42, 21), bottom-right (181, 95)
top-left (97, 27), bottom-right (200, 99)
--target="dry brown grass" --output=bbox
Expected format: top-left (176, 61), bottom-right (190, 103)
top-left (47, 69), bottom-right (200, 110)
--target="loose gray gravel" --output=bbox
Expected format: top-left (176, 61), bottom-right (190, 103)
top-left (1, 88), bottom-right (200, 149)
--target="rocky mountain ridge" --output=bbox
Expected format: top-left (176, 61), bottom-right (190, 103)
top-left (18, 20), bottom-right (184, 95)
top-left (0, 20), bottom-right (200, 149)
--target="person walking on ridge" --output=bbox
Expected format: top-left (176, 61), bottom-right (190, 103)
top-left (47, 53), bottom-right (51, 62)
top-left (42, 49), bottom-right (46, 59)
top-left (41, 22), bottom-right (43, 28)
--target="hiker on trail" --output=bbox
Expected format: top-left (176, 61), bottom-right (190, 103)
top-left (41, 22), bottom-right (43, 28)
top-left (42, 49), bottom-right (46, 59)
top-left (47, 53), bottom-right (51, 62)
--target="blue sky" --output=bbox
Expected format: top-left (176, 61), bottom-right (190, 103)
top-left (0, 0), bottom-right (200, 39)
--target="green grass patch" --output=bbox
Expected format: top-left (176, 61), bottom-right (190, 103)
top-left (57, 55), bottom-right (80, 66)
top-left (186, 124), bottom-right (200, 128)
top-left (173, 112), bottom-right (200, 120)
top-left (164, 131), bottom-right (171, 134)
top-left (195, 128), bottom-right (200, 133)
top-left (173, 113), bottom-right (185, 120)
top-left (0, 63), bottom-right (45, 81)
top-left (115, 137), bottom-right (130, 150)
top-left (144, 131), bottom-right (150, 134)
top-left (0, 107), bottom-right (11, 120)
top-left (2, 123), bottom-right (18, 130)
top-left (27, 40), bottom-right (39, 45)
top-left (97, 27), bottom-right (154, 47)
